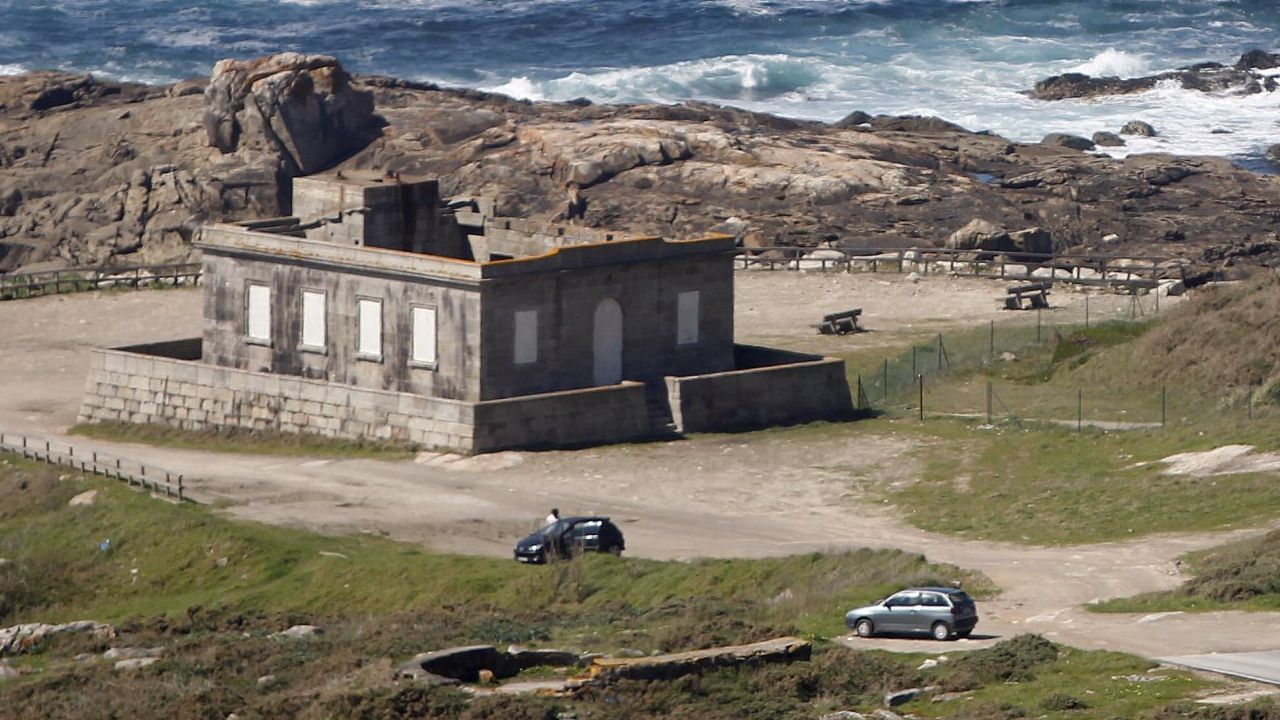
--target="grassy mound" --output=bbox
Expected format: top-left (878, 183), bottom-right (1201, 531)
top-left (1061, 275), bottom-right (1280, 401)
top-left (1094, 528), bottom-right (1280, 613)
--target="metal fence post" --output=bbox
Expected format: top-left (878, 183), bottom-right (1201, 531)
top-left (918, 374), bottom-right (924, 421)
top-left (986, 381), bottom-right (993, 425)
top-left (882, 359), bottom-right (889, 407)
top-left (936, 334), bottom-right (944, 372)
top-left (989, 320), bottom-right (995, 359)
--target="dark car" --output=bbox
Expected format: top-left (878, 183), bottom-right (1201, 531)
top-left (844, 587), bottom-right (978, 641)
top-left (513, 516), bottom-right (625, 563)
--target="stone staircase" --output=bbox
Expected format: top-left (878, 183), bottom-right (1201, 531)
top-left (643, 381), bottom-right (678, 437)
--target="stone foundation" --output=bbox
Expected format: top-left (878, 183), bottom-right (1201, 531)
top-left (77, 344), bottom-right (654, 452)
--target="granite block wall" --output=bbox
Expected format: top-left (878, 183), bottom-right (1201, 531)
top-left (79, 347), bottom-right (479, 450)
top-left (79, 348), bottom-right (657, 453)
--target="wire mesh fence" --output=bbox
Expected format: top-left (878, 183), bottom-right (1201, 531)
top-left (849, 295), bottom-right (1271, 431)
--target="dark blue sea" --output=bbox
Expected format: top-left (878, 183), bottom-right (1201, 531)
top-left (1, 1), bottom-right (1278, 165)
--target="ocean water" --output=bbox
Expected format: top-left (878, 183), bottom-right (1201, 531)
top-left (1, 0), bottom-right (1278, 166)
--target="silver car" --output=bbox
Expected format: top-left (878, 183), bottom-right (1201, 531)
top-left (844, 587), bottom-right (978, 641)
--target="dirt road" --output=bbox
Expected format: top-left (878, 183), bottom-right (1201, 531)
top-left (7, 276), bottom-right (1273, 662)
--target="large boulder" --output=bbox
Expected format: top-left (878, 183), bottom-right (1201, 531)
top-left (1092, 131), bottom-right (1125, 147)
top-left (204, 53), bottom-right (376, 175)
top-left (946, 219), bottom-right (1008, 251)
top-left (1009, 227), bottom-right (1054, 255)
top-left (1236, 49), bottom-right (1280, 71)
top-left (1120, 120), bottom-right (1157, 137)
top-left (1041, 133), bottom-right (1096, 151)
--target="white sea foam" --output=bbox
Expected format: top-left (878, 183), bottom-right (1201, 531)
top-left (1068, 48), bottom-right (1151, 79)
top-left (0, 64), bottom-right (25, 77)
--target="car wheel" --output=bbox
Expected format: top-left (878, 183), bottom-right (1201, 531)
top-left (854, 619), bottom-right (875, 638)
top-left (956, 629), bottom-right (972, 639)
top-left (607, 545), bottom-right (622, 557)
top-left (931, 622), bottom-right (952, 641)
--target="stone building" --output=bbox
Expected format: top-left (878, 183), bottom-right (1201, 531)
top-left (79, 171), bottom-right (853, 452)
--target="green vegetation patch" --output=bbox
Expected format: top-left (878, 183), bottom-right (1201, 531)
top-left (70, 421), bottom-right (418, 459)
top-left (0, 456), bottom-right (1234, 719)
top-left (0, 455), bottom-right (990, 635)
top-left (887, 419), bottom-right (1280, 544)
top-left (1094, 528), bottom-right (1280, 613)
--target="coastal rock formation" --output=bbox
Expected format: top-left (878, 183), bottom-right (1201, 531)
top-left (1121, 121), bottom-right (1158, 137)
top-left (1, 52), bottom-right (1280, 278)
top-left (204, 53), bottom-right (377, 175)
top-left (1028, 49), bottom-right (1280, 101)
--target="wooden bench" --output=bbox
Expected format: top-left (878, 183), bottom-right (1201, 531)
top-left (816, 308), bottom-right (863, 334)
top-left (1004, 281), bottom-right (1052, 310)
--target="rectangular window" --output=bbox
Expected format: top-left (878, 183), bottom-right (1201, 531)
top-left (677, 290), bottom-right (700, 345)
top-left (246, 283), bottom-right (271, 344)
top-left (301, 290), bottom-right (326, 350)
top-left (411, 306), bottom-right (438, 367)
top-left (514, 309), bottom-right (538, 365)
top-left (357, 298), bottom-right (382, 359)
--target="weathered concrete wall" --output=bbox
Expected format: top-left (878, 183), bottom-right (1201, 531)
top-left (480, 217), bottom-right (623, 259)
top-left (293, 174), bottom-right (442, 254)
top-left (472, 382), bottom-right (651, 450)
top-left (199, 235), bottom-right (482, 401)
top-left (665, 349), bottom-right (853, 433)
top-left (78, 346), bottom-right (478, 450)
top-left (478, 248), bottom-right (735, 398)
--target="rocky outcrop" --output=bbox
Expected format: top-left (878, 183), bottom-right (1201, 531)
top-left (1121, 120), bottom-right (1158, 137)
top-left (1041, 133), bottom-right (1095, 151)
top-left (1028, 49), bottom-right (1280, 101)
top-left (2, 53), bottom-right (1280, 277)
top-left (945, 220), bottom-right (1053, 256)
top-left (1092, 131), bottom-right (1125, 147)
top-left (204, 53), bottom-right (377, 175)
top-left (585, 636), bottom-right (811, 682)
top-left (0, 621), bottom-right (115, 655)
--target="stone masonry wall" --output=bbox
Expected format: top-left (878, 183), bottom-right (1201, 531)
top-left (665, 354), bottom-right (854, 433)
top-left (79, 347), bottom-right (478, 450)
top-left (472, 382), bottom-right (651, 450)
top-left (78, 347), bottom-right (657, 453)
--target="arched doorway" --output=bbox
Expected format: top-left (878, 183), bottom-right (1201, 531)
top-left (593, 298), bottom-right (623, 385)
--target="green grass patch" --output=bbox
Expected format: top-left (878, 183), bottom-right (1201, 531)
top-left (70, 421), bottom-right (417, 460)
top-left (0, 455), bottom-right (1238, 720)
top-left (884, 417), bottom-right (1280, 544)
top-left (0, 454), bottom-right (991, 638)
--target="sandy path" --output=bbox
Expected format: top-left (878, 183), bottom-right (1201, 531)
top-left (4, 275), bottom-right (1270, 662)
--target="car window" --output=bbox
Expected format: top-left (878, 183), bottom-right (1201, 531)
top-left (570, 520), bottom-right (602, 537)
top-left (887, 592), bottom-right (917, 607)
top-left (923, 593), bottom-right (947, 607)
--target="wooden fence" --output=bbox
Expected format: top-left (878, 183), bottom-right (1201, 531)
top-left (0, 431), bottom-right (192, 502)
top-left (734, 247), bottom-right (1173, 288)
top-left (0, 262), bottom-right (202, 301)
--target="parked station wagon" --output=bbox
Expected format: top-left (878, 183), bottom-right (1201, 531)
top-left (844, 587), bottom-right (978, 641)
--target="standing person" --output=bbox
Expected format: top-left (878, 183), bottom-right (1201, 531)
top-left (565, 182), bottom-right (587, 223)
top-left (545, 508), bottom-right (560, 525)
